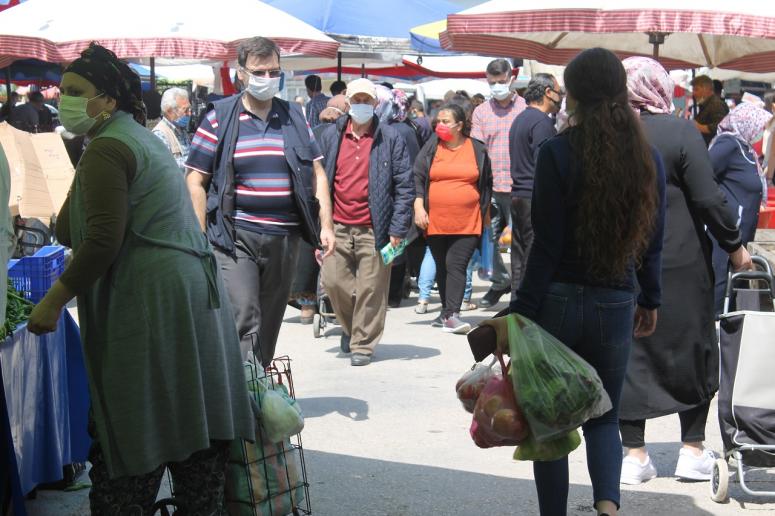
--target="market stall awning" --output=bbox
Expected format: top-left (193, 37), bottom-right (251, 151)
top-left (441, 0), bottom-right (775, 72)
top-left (0, 0), bottom-right (339, 68)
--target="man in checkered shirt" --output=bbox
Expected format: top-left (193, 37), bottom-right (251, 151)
top-left (471, 58), bottom-right (527, 308)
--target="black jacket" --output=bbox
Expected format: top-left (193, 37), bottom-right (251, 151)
top-left (413, 135), bottom-right (493, 224)
top-left (318, 114), bottom-right (415, 250)
top-left (204, 94), bottom-right (320, 255)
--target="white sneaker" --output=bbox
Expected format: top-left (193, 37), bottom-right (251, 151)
top-left (620, 455), bottom-right (658, 485)
top-left (674, 448), bottom-right (717, 480)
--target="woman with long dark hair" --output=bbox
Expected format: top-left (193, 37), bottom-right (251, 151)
top-left (510, 48), bottom-right (666, 516)
top-left (414, 102), bottom-right (492, 334)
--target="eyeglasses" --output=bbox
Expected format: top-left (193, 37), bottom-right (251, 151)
top-left (241, 67), bottom-right (282, 79)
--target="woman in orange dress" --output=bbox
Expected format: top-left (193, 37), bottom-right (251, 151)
top-left (413, 103), bottom-right (492, 334)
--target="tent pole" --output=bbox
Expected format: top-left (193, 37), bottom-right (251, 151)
top-left (337, 52), bottom-right (342, 82)
top-left (691, 68), bottom-right (698, 119)
top-left (361, 63), bottom-right (365, 78)
top-left (150, 57), bottom-right (156, 91)
top-left (4, 66), bottom-right (11, 104)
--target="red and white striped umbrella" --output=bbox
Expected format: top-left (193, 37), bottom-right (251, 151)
top-left (441, 0), bottom-right (775, 72)
top-left (0, 0), bottom-right (339, 68)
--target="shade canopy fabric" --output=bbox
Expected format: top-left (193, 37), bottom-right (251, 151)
top-left (0, 0), bottom-right (339, 68)
top-left (441, 0), bottom-right (775, 72)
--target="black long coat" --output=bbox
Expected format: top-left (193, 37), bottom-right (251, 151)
top-left (620, 113), bottom-right (741, 420)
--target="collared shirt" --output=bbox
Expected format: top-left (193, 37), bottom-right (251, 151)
top-left (695, 94), bottom-right (730, 146)
top-left (333, 121), bottom-right (373, 226)
top-left (306, 93), bottom-right (331, 129)
top-left (152, 117), bottom-right (191, 173)
top-left (186, 99), bottom-right (323, 235)
top-left (472, 94), bottom-right (527, 193)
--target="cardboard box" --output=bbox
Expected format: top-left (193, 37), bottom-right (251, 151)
top-left (0, 122), bottom-right (73, 221)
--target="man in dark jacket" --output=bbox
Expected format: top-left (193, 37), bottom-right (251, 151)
top-left (318, 78), bottom-right (415, 366)
top-left (692, 74), bottom-right (729, 146)
top-left (185, 37), bottom-right (335, 366)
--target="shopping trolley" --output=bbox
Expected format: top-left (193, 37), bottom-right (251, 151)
top-left (711, 255), bottom-right (775, 503)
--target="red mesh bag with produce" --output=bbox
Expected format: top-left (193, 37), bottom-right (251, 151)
top-left (469, 353), bottom-right (529, 448)
top-left (456, 362), bottom-right (496, 413)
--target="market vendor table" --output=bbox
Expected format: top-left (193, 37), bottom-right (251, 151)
top-left (0, 311), bottom-right (90, 516)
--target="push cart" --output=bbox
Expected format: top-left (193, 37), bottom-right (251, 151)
top-left (711, 255), bottom-right (775, 503)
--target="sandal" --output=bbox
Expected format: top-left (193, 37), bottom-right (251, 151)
top-left (460, 301), bottom-right (477, 312)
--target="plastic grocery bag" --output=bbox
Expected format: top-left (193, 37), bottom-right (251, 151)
top-left (247, 366), bottom-right (304, 443)
top-left (469, 353), bottom-right (529, 448)
top-left (477, 226), bottom-right (494, 280)
top-left (480, 314), bottom-right (612, 443)
top-left (513, 430), bottom-right (582, 462)
top-left (455, 360), bottom-right (497, 413)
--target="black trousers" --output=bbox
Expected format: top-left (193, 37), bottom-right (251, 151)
top-left (510, 196), bottom-right (534, 296)
top-left (619, 401), bottom-right (711, 448)
top-left (427, 235), bottom-right (479, 318)
top-left (214, 229), bottom-right (300, 366)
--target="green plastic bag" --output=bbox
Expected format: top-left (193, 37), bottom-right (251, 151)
top-left (481, 314), bottom-right (612, 443)
top-left (513, 430), bottom-right (582, 462)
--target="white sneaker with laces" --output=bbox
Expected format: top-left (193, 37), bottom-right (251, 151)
top-left (674, 448), bottom-right (717, 480)
top-left (620, 455), bottom-right (657, 485)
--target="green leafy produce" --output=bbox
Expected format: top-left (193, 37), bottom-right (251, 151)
top-left (513, 429), bottom-right (581, 462)
top-left (1, 280), bottom-right (34, 339)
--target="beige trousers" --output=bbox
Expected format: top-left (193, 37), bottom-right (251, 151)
top-left (321, 223), bottom-right (391, 356)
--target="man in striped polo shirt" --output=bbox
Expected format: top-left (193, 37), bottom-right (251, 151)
top-left (186, 37), bottom-right (335, 366)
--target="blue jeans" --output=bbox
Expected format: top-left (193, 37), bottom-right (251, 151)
top-left (531, 283), bottom-right (634, 515)
top-left (418, 246), bottom-right (476, 302)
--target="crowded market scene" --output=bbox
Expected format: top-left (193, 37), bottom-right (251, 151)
top-left (2, 0), bottom-right (775, 514)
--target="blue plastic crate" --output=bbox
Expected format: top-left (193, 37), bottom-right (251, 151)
top-left (7, 246), bottom-right (66, 303)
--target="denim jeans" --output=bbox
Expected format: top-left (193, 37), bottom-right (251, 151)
top-left (418, 246), bottom-right (476, 303)
top-left (531, 282), bottom-right (635, 515)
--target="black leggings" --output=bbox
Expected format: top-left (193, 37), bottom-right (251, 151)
top-left (619, 401), bottom-right (711, 449)
top-left (427, 234), bottom-right (479, 318)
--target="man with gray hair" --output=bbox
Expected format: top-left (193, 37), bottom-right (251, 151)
top-left (153, 87), bottom-right (192, 173)
top-left (508, 73), bottom-right (562, 292)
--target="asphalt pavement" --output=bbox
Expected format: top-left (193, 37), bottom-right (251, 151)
top-left (26, 267), bottom-right (775, 515)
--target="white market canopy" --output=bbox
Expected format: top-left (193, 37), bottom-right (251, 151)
top-left (0, 0), bottom-right (339, 68)
top-left (442, 0), bottom-right (775, 72)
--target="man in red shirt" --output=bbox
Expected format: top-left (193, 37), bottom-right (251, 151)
top-left (318, 78), bottom-right (415, 366)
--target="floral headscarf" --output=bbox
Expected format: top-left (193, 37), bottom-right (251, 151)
top-left (623, 56), bottom-right (675, 115)
top-left (715, 102), bottom-right (772, 150)
top-left (390, 88), bottom-right (409, 123)
top-left (374, 84), bottom-right (394, 124)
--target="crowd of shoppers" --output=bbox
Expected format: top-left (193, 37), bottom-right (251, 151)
top-left (13, 28), bottom-right (770, 514)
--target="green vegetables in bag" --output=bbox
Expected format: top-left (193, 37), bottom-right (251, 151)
top-left (513, 429), bottom-right (581, 462)
top-left (1, 280), bottom-right (34, 340)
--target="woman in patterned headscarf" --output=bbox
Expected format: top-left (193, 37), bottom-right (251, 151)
top-left (709, 102), bottom-right (772, 312)
top-left (617, 56), bottom-right (752, 487)
top-left (28, 43), bottom-right (254, 513)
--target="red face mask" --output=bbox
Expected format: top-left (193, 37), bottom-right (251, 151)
top-left (435, 123), bottom-right (454, 142)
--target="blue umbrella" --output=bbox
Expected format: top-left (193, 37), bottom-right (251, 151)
top-left (264, 0), bottom-right (460, 54)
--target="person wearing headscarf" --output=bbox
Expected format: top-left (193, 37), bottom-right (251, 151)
top-left (27, 43), bottom-right (254, 513)
top-left (709, 102), bottom-right (772, 313)
top-left (618, 56), bottom-right (752, 486)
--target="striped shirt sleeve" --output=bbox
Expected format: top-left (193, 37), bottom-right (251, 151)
top-left (185, 110), bottom-right (219, 175)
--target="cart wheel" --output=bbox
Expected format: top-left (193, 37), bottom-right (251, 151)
top-left (312, 313), bottom-right (322, 338)
top-left (710, 458), bottom-right (729, 503)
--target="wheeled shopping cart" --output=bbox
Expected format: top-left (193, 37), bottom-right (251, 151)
top-left (711, 255), bottom-right (775, 503)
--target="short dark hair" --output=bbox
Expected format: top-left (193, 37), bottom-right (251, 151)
top-left (330, 80), bottom-right (346, 96)
top-left (28, 91), bottom-right (44, 104)
top-left (523, 74), bottom-right (556, 105)
top-left (486, 58), bottom-right (512, 77)
top-left (691, 74), bottom-right (713, 89)
top-left (305, 75), bottom-right (322, 93)
top-left (713, 79), bottom-right (723, 96)
top-left (237, 37), bottom-right (281, 67)
top-left (380, 81), bottom-right (394, 90)
top-left (472, 93), bottom-right (485, 101)
top-left (410, 99), bottom-right (424, 113)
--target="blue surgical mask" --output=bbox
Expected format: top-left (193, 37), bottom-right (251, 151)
top-left (173, 115), bottom-right (190, 128)
top-left (350, 103), bottom-right (374, 124)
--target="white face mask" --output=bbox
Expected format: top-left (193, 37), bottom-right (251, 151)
top-left (59, 93), bottom-right (105, 135)
top-left (490, 81), bottom-right (512, 101)
top-left (350, 103), bottom-right (374, 124)
top-left (246, 74), bottom-right (282, 101)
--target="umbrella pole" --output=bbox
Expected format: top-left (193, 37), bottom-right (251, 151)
top-left (691, 69), bottom-right (698, 119)
top-left (361, 63), bottom-right (365, 78)
top-left (3, 67), bottom-right (10, 104)
top-left (337, 52), bottom-right (342, 82)
top-left (150, 57), bottom-right (156, 92)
